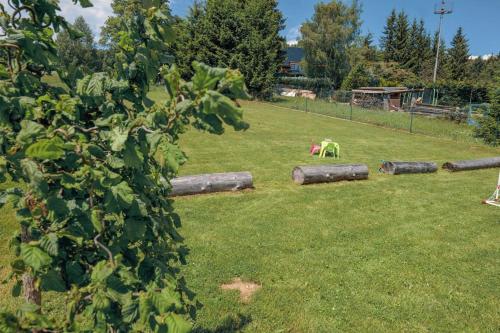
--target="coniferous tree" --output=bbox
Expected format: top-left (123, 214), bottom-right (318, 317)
top-left (361, 33), bottom-right (378, 62)
top-left (191, 0), bottom-right (284, 99)
top-left (407, 18), bottom-right (420, 72)
top-left (170, 1), bottom-right (205, 79)
top-left (447, 27), bottom-right (470, 81)
top-left (300, 0), bottom-right (361, 87)
top-left (381, 9), bottom-right (397, 62)
top-left (431, 30), bottom-right (449, 80)
top-left (56, 16), bottom-right (101, 74)
top-left (235, 0), bottom-right (286, 99)
top-left (416, 20), bottom-right (433, 78)
top-left (393, 11), bottom-right (411, 68)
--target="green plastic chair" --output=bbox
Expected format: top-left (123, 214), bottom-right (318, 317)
top-left (320, 141), bottom-right (340, 158)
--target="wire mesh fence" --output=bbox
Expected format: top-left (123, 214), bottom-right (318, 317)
top-left (271, 85), bottom-right (497, 144)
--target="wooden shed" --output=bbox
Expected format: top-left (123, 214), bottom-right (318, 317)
top-left (351, 87), bottom-right (419, 111)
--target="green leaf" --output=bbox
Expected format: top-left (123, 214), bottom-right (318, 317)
top-left (154, 141), bottom-right (186, 172)
top-left (91, 261), bottom-right (114, 283)
top-left (123, 140), bottom-right (144, 169)
top-left (112, 182), bottom-right (135, 207)
top-left (151, 289), bottom-right (182, 313)
top-left (122, 300), bottom-right (139, 324)
top-left (110, 127), bottom-right (129, 152)
top-left (106, 156), bottom-right (125, 169)
top-left (39, 233), bottom-right (59, 257)
top-left (66, 261), bottom-right (86, 285)
top-left (21, 159), bottom-right (48, 195)
top-left (46, 196), bottom-right (69, 221)
top-left (16, 120), bottom-right (45, 145)
top-left (26, 137), bottom-right (65, 160)
top-left (78, 0), bottom-right (94, 8)
top-left (10, 259), bottom-right (26, 274)
top-left (41, 269), bottom-right (66, 292)
top-left (87, 144), bottom-right (106, 159)
top-left (11, 280), bottom-right (22, 297)
top-left (192, 62), bottom-right (227, 91)
top-left (138, 294), bottom-right (153, 326)
top-left (91, 209), bottom-right (103, 233)
top-left (93, 291), bottom-right (111, 311)
top-left (164, 313), bottom-right (192, 333)
top-left (124, 218), bottom-right (146, 242)
top-left (20, 244), bottom-right (52, 272)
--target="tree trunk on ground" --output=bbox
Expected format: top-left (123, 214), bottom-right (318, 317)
top-left (170, 172), bottom-right (254, 197)
top-left (292, 164), bottom-right (369, 185)
top-left (381, 161), bottom-right (437, 175)
top-left (442, 157), bottom-right (500, 172)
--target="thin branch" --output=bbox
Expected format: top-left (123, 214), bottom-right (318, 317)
top-left (94, 234), bottom-right (114, 265)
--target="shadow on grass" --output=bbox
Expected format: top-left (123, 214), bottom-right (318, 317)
top-left (193, 314), bottom-right (252, 333)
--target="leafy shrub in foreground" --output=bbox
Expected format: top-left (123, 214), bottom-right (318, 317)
top-left (0, 0), bottom-right (248, 331)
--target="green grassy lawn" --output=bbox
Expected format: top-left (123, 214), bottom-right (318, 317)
top-left (1, 100), bottom-right (500, 332)
top-left (271, 96), bottom-right (478, 144)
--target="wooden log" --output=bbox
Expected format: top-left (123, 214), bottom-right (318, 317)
top-left (442, 157), bottom-right (500, 172)
top-left (170, 172), bottom-right (253, 196)
top-left (292, 164), bottom-right (369, 185)
top-left (381, 161), bottom-right (437, 175)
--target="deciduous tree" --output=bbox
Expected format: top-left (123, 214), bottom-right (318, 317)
top-left (0, 0), bottom-right (248, 331)
top-left (300, 0), bottom-right (361, 87)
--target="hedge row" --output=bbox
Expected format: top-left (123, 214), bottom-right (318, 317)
top-left (277, 76), bottom-right (334, 91)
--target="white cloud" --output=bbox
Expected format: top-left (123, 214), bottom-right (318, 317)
top-left (469, 54), bottom-right (494, 60)
top-left (59, 0), bottom-right (113, 37)
top-left (286, 25), bottom-right (301, 45)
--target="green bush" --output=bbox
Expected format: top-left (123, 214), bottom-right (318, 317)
top-left (278, 77), bottom-right (333, 91)
top-left (474, 86), bottom-right (500, 145)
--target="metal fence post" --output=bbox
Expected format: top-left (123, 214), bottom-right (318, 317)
top-left (496, 114), bottom-right (499, 147)
top-left (349, 101), bottom-right (353, 121)
top-left (409, 108), bottom-right (414, 133)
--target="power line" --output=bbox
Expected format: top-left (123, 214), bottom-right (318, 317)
top-left (433, 0), bottom-right (453, 83)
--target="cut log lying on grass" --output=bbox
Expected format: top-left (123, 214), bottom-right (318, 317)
top-left (292, 164), bottom-right (369, 185)
top-left (381, 161), bottom-right (437, 175)
top-left (170, 172), bottom-right (253, 196)
top-left (442, 157), bottom-right (500, 172)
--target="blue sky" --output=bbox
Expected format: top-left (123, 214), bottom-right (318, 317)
top-left (170, 0), bottom-right (500, 56)
top-left (63, 0), bottom-right (499, 56)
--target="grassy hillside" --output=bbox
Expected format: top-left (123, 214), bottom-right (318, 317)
top-left (1, 100), bottom-right (499, 332)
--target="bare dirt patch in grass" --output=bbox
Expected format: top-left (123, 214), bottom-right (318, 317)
top-left (220, 278), bottom-right (261, 303)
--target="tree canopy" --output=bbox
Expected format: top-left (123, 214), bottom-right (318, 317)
top-left (300, 0), bottom-right (361, 87)
top-left (0, 0), bottom-right (248, 331)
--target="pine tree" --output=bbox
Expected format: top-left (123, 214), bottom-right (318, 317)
top-left (235, 0), bottom-right (286, 99)
top-left (171, 1), bottom-right (206, 79)
top-left (56, 16), bottom-right (101, 74)
top-left (407, 18), bottom-right (419, 72)
top-left (431, 30), bottom-right (449, 81)
top-left (447, 27), bottom-right (470, 81)
top-left (393, 11), bottom-right (411, 68)
top-left (361, 33), bottom-right (377, 62)
top-left (381, 9), bottom-right (397, 62)
top-left (182, 0), bottom-right (285, 99)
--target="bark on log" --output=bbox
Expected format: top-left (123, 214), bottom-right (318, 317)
top-left (170, 172), bottom-right (253, 196)
top-left (381, 161), bottom-right (437, 175)
top-left (292, 164), bottom-right (369, 185)
top-left (442, 157), bottom-right (500, 172)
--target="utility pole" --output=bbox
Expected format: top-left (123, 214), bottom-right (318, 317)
top-left (433, 0), bottom-right (453, 83)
